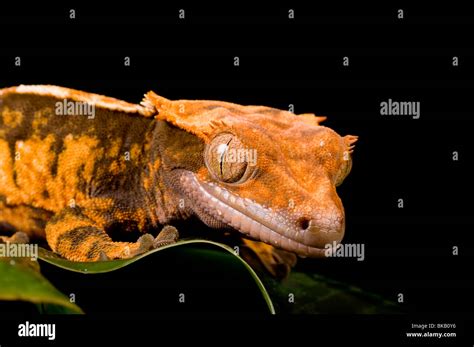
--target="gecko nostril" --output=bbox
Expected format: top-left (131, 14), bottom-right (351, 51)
top-left (297, 217), bottom-right (311, 231)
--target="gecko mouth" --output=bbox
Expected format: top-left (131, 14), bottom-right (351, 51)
top-left (179, 171), bottom-right (340, 257)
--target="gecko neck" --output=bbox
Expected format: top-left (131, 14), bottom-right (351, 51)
top-left (139, 121), bottom-right (191, 228)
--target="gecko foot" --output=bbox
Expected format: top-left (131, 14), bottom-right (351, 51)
top-left (124, 234), bottom-right (155, 258)
top-left (153, 225), bottom-right (179, 248)
top-left (97, 230), bottom-right (177, 261)
top-left (240, 238), bottom-right (297, 279)
top-left (92, 234), bottom-right (156, 261)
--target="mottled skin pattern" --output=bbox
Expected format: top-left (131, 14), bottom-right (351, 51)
top-left (0, 85), bottom-right (357, 277)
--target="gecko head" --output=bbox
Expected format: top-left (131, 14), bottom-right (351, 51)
top-left (147, 92), bottom-right (357, 257)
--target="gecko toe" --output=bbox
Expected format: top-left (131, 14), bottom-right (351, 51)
top-left (153, 226), bottom-right (179, 248)
top-left (136, 234), bottom-right (155, 251)
top-left (117, 234), bottom-right (155, 259)
top-left (0, 232), bottom-right (30, 244)
top-left (98, 251), bottom-right (110, 261)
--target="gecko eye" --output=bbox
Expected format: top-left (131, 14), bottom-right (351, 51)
top-left (205, 133), bottom-right (256, 183)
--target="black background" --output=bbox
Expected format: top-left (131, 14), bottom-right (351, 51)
top-left (1, 3), bottom-right (473, 344)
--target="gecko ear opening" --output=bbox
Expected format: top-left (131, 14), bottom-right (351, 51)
top-left (344, 135), bottom-right (358, 154)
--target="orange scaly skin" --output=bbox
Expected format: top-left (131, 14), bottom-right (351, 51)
top-left (0, 85), bottom-right (357, 275)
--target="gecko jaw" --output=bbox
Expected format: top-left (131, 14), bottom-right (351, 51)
top-left (178, 171), bottom-right (340, 257)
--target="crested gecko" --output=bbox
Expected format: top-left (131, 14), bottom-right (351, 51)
top-left (0, 85), bottom-right (357, 277)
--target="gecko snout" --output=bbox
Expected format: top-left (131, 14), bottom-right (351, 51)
top-left (298, 210), bottom-right (345, 248)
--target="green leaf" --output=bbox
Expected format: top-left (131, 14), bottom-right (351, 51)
top-left (38, 239), bottom-right (275, 314)
top-left (0, 257), bottom-right (83, 314)
top-left (263, 271), bottom-right (400, 314)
